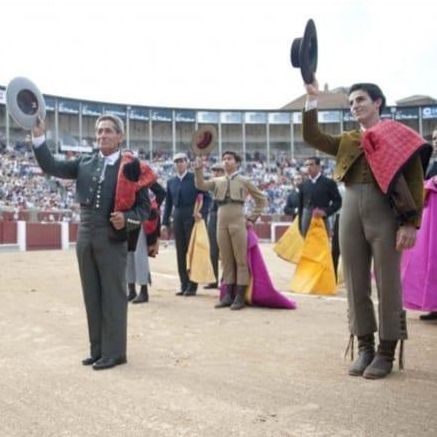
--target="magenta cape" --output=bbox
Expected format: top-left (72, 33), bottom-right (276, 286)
top-left (220, 227), bottom-right (297, 310)
top-left (401, 179), bottom-right (437, 311)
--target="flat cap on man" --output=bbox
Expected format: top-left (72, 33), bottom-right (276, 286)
top-left (211, 163), bottom-right (224, 171)
top-left (173, 152), bottom-right (188, 162)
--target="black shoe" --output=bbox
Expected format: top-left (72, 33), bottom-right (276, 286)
top-left (183, 289), bottom-right (197, 296)
top-left (348, 334), bottom-right (375, 377)
top-left (204, 283), bottom-right (218, 289)
top-left (419, 312), bottom-right (437, 321)
top-left (132, 287), bottom-right (149, 304)
top-left (230, 285), bottom-right (246, 310)
top-left (92, 356), bottom-right (127, 370)
top-left (348, 351), bottom-right (375, 376)
top-left (176, 290), bottom-right (185, 296)
top-left (362, 340), bottom-right (397, 380)
top-left (127, 284), bottom-right (137, 301)
top-left (362, 354), bottom-right (393, 379)
top-left (82, 356), bottom-right (101, 366)
top-left (215, 284), bottom-right (235, 309)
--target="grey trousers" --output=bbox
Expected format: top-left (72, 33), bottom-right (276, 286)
top-left (339, 184), bottom-right (407, 340)
top-left (76, 224), bottom-right (128, 359)
top-left (127, 227), bottom-right (151, 286)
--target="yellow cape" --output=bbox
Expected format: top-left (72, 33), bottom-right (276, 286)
top-left (290, 217), bottom-right (337, 295)
top-left (273, 216), bottom-right (304, 264)
top-left (186, 194), bottom-right (216, 284)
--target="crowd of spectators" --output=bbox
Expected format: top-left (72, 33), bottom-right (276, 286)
top-left (0, 141), bottom-right (79, 222)
top-left (0, 137), bottom-right (336, 221)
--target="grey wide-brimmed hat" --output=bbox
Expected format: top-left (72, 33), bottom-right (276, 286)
top-left (6, 76), bottom-right (46, 130)
top-left (191, 125), bottom-right (217, 156)
top-left (290, 19), bottom-right (318, 84)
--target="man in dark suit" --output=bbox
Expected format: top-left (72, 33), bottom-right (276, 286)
top-left (204, 162), bottom-right (225, 289)
top-left (32, 114), bottom-right (150, 370)
top-left (298, 157), bottom-right (342, 236)
top-left (425, 129), bottom-right (437, 179)
top-left (283, 174), bottom-right (303, 219)
top-left (161, 153), bottom-right (210, 296)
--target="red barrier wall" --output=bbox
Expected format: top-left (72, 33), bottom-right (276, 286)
top-left (26, 223), bottom-right (62, 251)
top-left (274, 224), bottom-right (290, 242)
top-left (69, 223), bottom-right (78, 242)
top-left (0, 221), bottom-right (17, 244)
top-left (253, 223), bottom-right (271, 240)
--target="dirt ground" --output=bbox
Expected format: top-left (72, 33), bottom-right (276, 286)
top-left (1, 243), bottom-right (436, 437)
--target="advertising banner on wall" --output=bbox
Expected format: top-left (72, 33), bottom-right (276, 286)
top-left (129, 107), bottom-right (149, 121)
top-left (105, 105), bottom-right (126, 118)
top-left (318, 110), bottom-right (341, 123)
top-left (44, 96), bottom-right (56, 112)
top-left (395, 107), bottom-right (419, 120)
top-left (381, 107), bottom-right (394, 120)
top-left (58, 99), bottom-right (80, 114)
top-left (292, 112), bottom-right (302, 124)
top-left (268, 112), bottom-right (291, 124)
top-left (83, 103), bottom-right (103, 116)
top-left (422, 106), bottom-right (437, 119)
top-left (220, 112), bottom-right (242, 124)
top-left (151, 109), bottom-right (172, 122)
top-left (244, 112), bottom-right (267, 124)
top-left (175, 110), bottom-right (196, 122)
top-left (197, 111), bottom-right (219, 123)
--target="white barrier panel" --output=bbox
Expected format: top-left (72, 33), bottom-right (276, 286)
top-left (61, 222), bottom-right (70, 250)
top-left (17, 221), bottom-right (26, 251)
top-left (270, 221), bottom-right (292, 243)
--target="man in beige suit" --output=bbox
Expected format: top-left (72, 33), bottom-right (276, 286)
top-left (194, 151), bottom-right (267, 310)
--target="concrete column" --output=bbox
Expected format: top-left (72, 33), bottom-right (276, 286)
top-left (17, 221), bottom-right (26, 251)
top-left (61, 222), bottom-right (70, 250)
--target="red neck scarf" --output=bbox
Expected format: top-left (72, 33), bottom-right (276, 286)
top-left (361, 120), bottom-right (429, 193)
top-left (114, 152), bottom-right (157, 211)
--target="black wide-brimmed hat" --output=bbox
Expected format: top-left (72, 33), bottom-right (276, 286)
top-left (290, 19), bottom-right (318, 84)
top-left (191, 125), bottom-right (217, 156)
top-left (6, 76), bottom-right (46, 130)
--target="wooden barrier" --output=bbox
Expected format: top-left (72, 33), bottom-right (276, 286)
top-left (1, 219), bottom-right (295, 250)
top-left (26, 223), bottom-right (62, 251)
top-left (0, 221), bottom-right (18, 244)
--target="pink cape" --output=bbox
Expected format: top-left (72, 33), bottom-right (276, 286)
top-left (401, 179), bottom-right (437, 311)
top-left (220, 227), bottom-right (297, 310)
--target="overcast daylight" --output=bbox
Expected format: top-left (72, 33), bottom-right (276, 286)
top-left (2, 0), bottom-right (437, 108)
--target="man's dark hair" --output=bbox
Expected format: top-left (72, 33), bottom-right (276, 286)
top-left (349, 83), bottom-right (386, 115)
top-left (222, 150), bottom-right (242, 164)
top-left (306, 156), bottom-right (320, 166)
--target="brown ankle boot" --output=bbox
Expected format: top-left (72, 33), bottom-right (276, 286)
top-left (348, 334), bottom-right (375, 376)
top-left (230, 285), bottom-right (246, 311)
top-left (127, 283), bottom-right (137, 301)
top-left (363, 340), bottom-right (397, 380)
top-left (215, 284), bottom-right (235, 308)
top-left (132, 285), bottom-right (149, 304)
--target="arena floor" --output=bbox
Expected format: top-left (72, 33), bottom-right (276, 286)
top-left (1, 244), bottom-right (436, 437)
